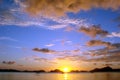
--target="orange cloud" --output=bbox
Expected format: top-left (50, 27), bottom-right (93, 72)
top-left (23, 0), bottom-right (120, 16)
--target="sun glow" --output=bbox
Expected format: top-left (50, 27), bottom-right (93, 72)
top-left (62, 67), bottom-right (70, 73)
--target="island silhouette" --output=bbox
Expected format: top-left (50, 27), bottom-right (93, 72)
top-left (0, 66), bottom-right (120, 73)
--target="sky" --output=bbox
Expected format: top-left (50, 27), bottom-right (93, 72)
top-left (0, 0), bottom-right (120, 71)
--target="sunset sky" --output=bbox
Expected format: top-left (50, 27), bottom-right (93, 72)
top-left (0, 0), bottom-right (120, 71)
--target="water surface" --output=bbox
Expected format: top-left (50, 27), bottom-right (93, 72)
top-left (0, 72), bottom-right (120, 80)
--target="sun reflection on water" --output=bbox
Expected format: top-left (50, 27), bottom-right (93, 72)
top-left (64, 73), bottom-right (68, 80)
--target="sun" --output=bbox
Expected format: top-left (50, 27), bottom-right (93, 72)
top-left (62, 67), bottom-right (70, 73)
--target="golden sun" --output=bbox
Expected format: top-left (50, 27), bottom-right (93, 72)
top-left (62, 67), bottom-right (70, 73)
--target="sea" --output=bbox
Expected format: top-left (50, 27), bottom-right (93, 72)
top-left (0, 72), bottom-right (120, 80)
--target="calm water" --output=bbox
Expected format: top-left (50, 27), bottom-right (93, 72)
top-left (0, 72), bottom-right (120, 80)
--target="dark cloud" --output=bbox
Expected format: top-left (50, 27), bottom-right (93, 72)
top-left (23, 0), bottom-right (120, 16)
top-left (2, 61), bottom-right (15, 65)
top-left (32, 48), bottom-right (56, 54)
top-left (79, 25), bottom-right (108, 38)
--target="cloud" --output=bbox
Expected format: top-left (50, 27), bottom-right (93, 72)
top-left (46, 17), bottom-right (88, 30)
top-left (0, 0), bottom-right (45, 27)
top-left (0, 0), bottom-right (90, 30)
top-left (0, 16), bottom-right (88, 30)
top-left (23, 0), bottom-right (120, 16)
top-left (32, 47), bottom-right (81, 55)
top-left (0, 36), bottom-right (18, 42)
top-left (0, 4), bottom-right (88, 30)
top-left (0, 10), bottom-right (45, 27)
top-left (0, 0), bottom-right (25, 26)
top-left (107, 32), bottom-right (120, 38)
top-left (112, 43), bottom-right (120, 48)
top-left (34, 57), bottom-right (47, 62)
top-left (2, 61), bottom-right (16, 65)
top-left (61, 39), bottom-right (73, 45)
top-left (64, 27), bottom-right (74, 32)
top-left (45, 44), bottom-right (55, 47)
top-left (86, 55), bottom-right (120, 62)
top-left (48, 24), bottom-right (67, 30)
top-left (85, 43), bottom-right (120, 62)
top-left (53, 39), bottom-right (73, 45)
top-left (18, 65), bottom-right (24, 67)
top-left (32, 42), bottom-right (120, 63)
top-left (24, 55), bottom-right (57, 64)
top-left (79, 25), bottom-right (108, 38)
top-left (56, 55), bottom-right (86, 61)
top-left (32, 48), bottom-right (56, 54)
top-left (86, 40), bottom-right (111, 47)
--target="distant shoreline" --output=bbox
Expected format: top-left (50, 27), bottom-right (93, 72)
top-left (0, 66), bottom-right (120, 73)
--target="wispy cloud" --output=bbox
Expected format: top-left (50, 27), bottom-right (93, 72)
top-left (107, 32), bottom-right (120, 38)
top-left (85, 43), bottom-right (120, 62)
top-left (56, 55), bottom-right (86, 61)
top-left (34, 57), bottom-right (47, 62)
top-left (64, 27), bottom-right (74, 32)
top-left (24, 55), bottom-right (57, 64)
top-left (53, 39), bottom-right (73, 45)
top-left (47, 17), bottom-right (89, 30)
top-left (85, 56), bottom-right (120, 62)
top-left (0, 36), bottom-right (18, 42)
top-left (45, 44), bottom-right (55, 47)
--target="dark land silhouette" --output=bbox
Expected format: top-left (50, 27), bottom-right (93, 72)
top-left (0, 69), bottom-right (46, 73)
top-left (0, 66), bottom-right (120, 73)
top-left (49, 69), bottom-right (63, 73)
top-left (90, 66), bottom-right (120, 72)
